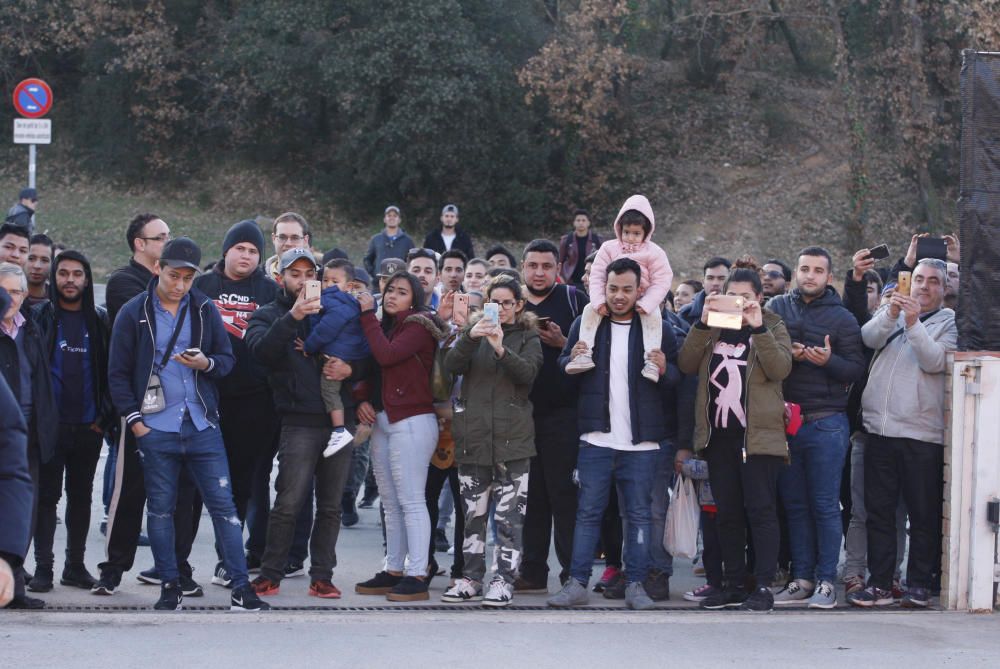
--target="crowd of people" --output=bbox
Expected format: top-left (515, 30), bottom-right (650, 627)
top-left (0, 192), bottom-right (960, 613)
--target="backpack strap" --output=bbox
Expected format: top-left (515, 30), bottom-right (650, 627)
top-left (566, 284), bottom-right (579, 320)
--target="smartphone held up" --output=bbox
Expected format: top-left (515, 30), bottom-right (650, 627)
top-left (706, 295), bottom-right (745, 330)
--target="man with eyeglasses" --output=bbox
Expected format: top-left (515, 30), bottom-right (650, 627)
top-left (95, 213), bottom-right (204, 599)
top-left (364, 206), bottom-right (415, 278)
top-left (0, 262), bottom-right (58, 609)
top-left (761, 259), bottom-right (792, 301)
top-left (407, 248), bottom-right (441, 309)
top-left (0, 223), bottom-right (30, 267)
top-left (265, 212), bottom-right (311, 281)
top-left (5, 187), bottom-right (38, 234)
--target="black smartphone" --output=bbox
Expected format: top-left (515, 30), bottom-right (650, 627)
top-left (916, 237), bottom-right (947, 261)
top-left (182, 347), bottom-right (201, 357)
top-left (536, 316), bottom-right (552, 328)
top-left (868, 244), bottom-right (890, 261)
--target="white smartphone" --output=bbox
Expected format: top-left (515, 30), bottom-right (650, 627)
top-left (483, 302), bottom-right (499, 324)
top-left (304, 280), bottom-right (321, 301)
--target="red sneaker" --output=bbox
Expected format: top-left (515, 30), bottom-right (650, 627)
top-left (309, 579), bottom-right (342, 599)
top-left (250, 576), bottom-right (280, 596)
top-left (593, 566), bottom-right (622, 593)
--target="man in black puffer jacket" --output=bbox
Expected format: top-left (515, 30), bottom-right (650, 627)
top-left (766, 246), bottom-right (865, 610)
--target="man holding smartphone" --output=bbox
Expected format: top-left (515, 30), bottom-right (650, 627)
top-left (108, 238), bottom-right (268, 611)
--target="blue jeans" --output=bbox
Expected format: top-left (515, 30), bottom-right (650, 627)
top-left (570, 443), bottom-right (657, 586)
top-left (138, 418), bottom-right (249, 589)
top-left (778, 413), bottom-right (849, 584)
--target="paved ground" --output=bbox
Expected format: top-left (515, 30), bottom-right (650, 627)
top-left (4, 444), bottom-right (1000, 667)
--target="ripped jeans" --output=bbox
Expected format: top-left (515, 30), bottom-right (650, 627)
top-left (138, 417), bottom-right (249, 589)
top-left (569, 443), bottom-right (657, 586)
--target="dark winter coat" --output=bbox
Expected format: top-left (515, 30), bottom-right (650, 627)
top-left (304, 286), bottom-right (370, 361)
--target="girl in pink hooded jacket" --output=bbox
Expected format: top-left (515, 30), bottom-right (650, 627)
top-left (565, 194), bottom-right (673, 382)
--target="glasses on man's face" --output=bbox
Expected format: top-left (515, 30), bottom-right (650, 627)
top-left (274, 234), bottom-right (304, 244)
top-left (407, 247), bottom-right (436, 261)
top-left (763, 270), bottom-right (784, 280)
top-left (488, 299), bottom-right (518, 310)
top-left (139, 233), bottom-right (170, 243)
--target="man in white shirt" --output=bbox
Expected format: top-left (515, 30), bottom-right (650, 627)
top-left (547, 257), bottom-right (679, 611)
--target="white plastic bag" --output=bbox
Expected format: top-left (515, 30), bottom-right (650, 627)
top-left (664, 475), bottom-right (699, 559)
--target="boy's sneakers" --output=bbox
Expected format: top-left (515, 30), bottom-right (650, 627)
top-left (154, 582), bottom-right (183, 611)
top-left (386, 576), bottom-right (429, 602)
top-left (684, 583), bottom-right (719, 603)
top-left (483, 577), bottom-right (513, 607)
top-left (773, 578), bottom-right (814, 605)
top-left (564, 352), bottom-right (595, 375)
top-left (250, 576), bottom-right (280, 596)
top-left (625, 582), bottom-right (655, 610)
top-left (740, 586), bottom-right (774, 612)
top-left (547, 579), bottom-right (589, 608)
top-left (231, 584), bottom-right (271, 611)
top-left (308, 579), bottom-right (342, 599)
top-left (847, 585), bottom-right (894, 608)
top-left (355, 571), bottom-right (402, 595)
top-left (843, 574), bottom-right (865, 595)
top-left (641, 359), bottom-right (660, 383)
top-left (211, 562), bottom-right (232, 588)
top-left (323, 427), bottom-right (353, 458)
top-left (593, 565), bottom-right (622, 593)
top-left (442, 577), bottom-right (484, 603)
top-left (807, 580), bottom-right (837, 609)
top-left (699, 587), bottom-right (746, 610)
top-left (900, 586), bottom-right (930, 609)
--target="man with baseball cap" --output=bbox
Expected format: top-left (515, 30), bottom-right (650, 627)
top-left (194, 220), bottom-right (281, 586)
top-left (423, 204), bottom-right (475, 259)
top-left (364, 205), bottom-right (415, 278)
top-left (245, 247), bottom-right (363, 599)
top-left (108, 237), bottom-right (268, 611)
top-left (377, 258), bottom-right (406, 295)
top-left (6, 187), bottom-right (38, 234)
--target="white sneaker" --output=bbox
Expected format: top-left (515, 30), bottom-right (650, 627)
top-left (773, 578), bottom-right (814, 605)
top-left (323, 429), bottom-right (354, 458)
top-left (641, 359), bottom-right (660, 382)
top-left (441, 577), bottom-right (483, 603)
top-left (564, 352), bottom-right (595, 375)
top-left (483, 577), bottom-right (513, 607)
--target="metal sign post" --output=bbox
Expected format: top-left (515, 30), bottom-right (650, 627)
top-left (12, 78), bottom-right (53, 189)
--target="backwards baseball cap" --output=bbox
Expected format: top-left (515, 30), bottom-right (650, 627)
top-left (378, 258), bottom-right (405, 277)
top-left (384, 205), bottom-right (400, 215)
top-left (160, 237), bottom-right (202, 272)
top-left (278, 247), bottom-right (319, 273)
top-left (441, 204), bottom-right (458, 215)
top-left (19, 187), bottom-right (37, 201)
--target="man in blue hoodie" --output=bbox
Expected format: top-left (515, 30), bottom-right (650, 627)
top-left (108, 237), bottom-right (268, 612)
top-left (363, 205), bottom-right (415, 278)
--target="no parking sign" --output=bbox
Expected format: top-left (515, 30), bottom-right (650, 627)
top-left (13, 78), bottom-right (53, 118)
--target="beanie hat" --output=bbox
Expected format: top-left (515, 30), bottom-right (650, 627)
top-left (222, 219), bottom-right (265, 258)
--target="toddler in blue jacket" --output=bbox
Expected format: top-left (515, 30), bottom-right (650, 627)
top-left (304, 259), bottom-right (370, 457)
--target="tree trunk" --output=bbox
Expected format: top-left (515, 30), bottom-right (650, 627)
top-left (770, 0), bottom-right (808, 71)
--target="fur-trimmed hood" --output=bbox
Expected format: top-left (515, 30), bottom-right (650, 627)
top-left (403, 310), bottom-right (451, 341)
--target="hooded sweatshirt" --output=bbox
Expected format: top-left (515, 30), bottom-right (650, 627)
top-left (588, 194), bottom-right (673, 315)
top-left (32, 250), bottom-right (114, 431)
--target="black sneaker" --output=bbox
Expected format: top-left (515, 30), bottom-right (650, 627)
top-left (231, 584), bottom-right (271, 612)
top-left (342, 492), bottom-right (359, 528)
top-left (60, 563), bottom-right (98, 589)
top-left (355, 571), bottom-right (403, 595)
top-left (91, 570), bottom-right (120, 596)
top-left (4, 594), bottom-right (45, 609)
top-left (245, 553), bottom-right (262, 574)
top-left (211, 562), bottom-right (233, 588)
top-left (154, 583), bottom-right (183, 611)
top-left (740, 586), bottom-right (774, 612)
top-left (179, 573), bottom-right (204, 597)
top-left (386, 576), bottom-right (430, 602)
top-left (644, 569), bottom-right (671, 602)
top-left (901, 586), bottom-right (930, 609)
top-left (136, 567), bottom-right (161, 585)
top-left (433, 528), bottom-right (450, 553)
top-left (27, 566), bottom-right (54, 592)
top-left (847, 585), bottom-right (894, 608)
top-left (284, 562), bottom-right (305, 578)
top-left (359, 487), bottom-right (379, 508)
top-left (700, 587), bottom-right (747, 610)
top-left (602, 576), bottom-right (627, 599)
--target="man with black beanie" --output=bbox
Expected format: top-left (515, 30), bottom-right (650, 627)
top-left (194, 219), bottom-right (280, 585)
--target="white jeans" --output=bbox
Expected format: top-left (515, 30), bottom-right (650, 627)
top-left (577, 302), bottom-right (662, 356)
top-left (370, 412), bottom-right (439, 577)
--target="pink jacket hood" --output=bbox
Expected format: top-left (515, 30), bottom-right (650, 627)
top-left (613, 194), bottom-right (656, 251)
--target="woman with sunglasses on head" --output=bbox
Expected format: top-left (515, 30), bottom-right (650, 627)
top-left (353, 271), bottom-right (449, 602)
top-left (440, 275), bottom-right (542, 607)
